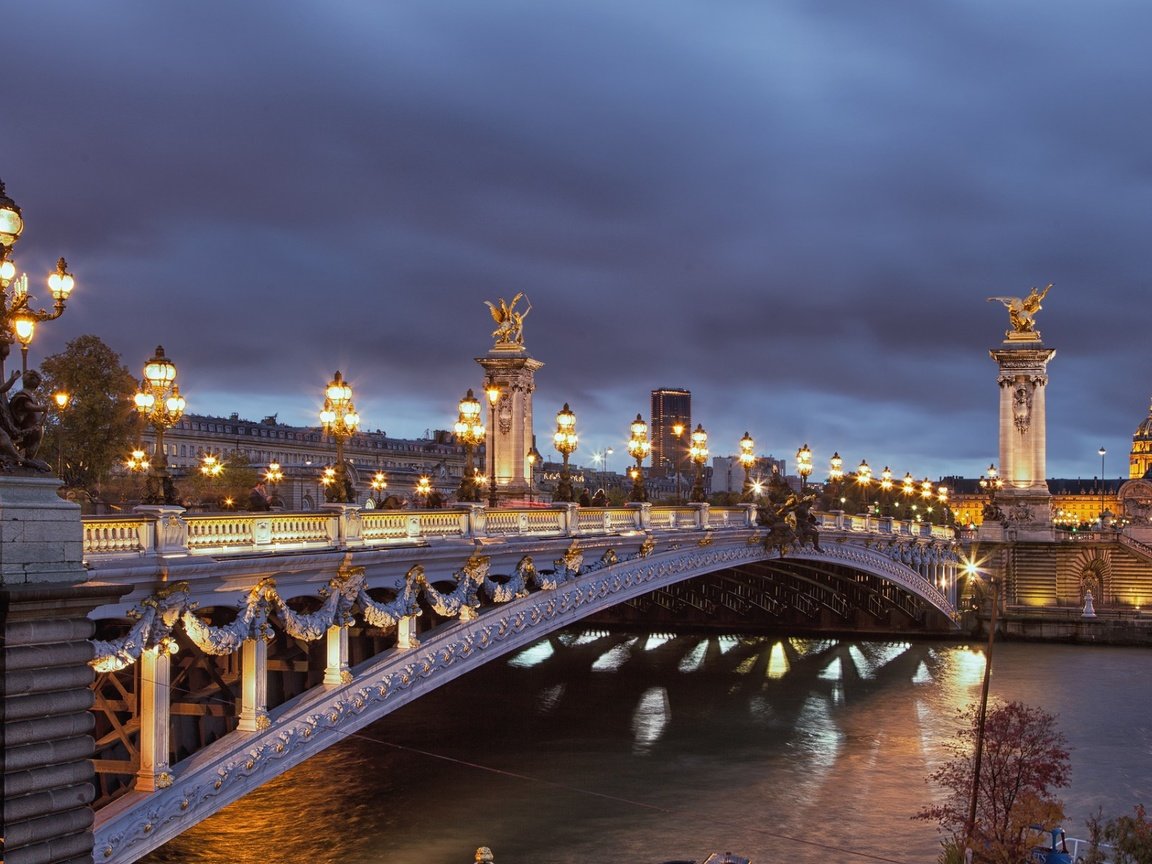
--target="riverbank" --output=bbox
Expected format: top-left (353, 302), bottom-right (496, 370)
top-left (972, 607), bottom-right (1152, 646)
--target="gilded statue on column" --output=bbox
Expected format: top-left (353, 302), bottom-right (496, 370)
top-left (484, 293), bottom-right (531, 346)
top-left (987, 284), bottom-right (1051, 338)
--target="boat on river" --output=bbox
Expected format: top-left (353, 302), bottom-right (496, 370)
top-left (1029, 827), bottom-right (1112, 864)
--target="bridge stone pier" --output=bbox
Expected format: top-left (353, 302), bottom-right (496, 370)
top-left (1, 477), bottom-right (125, 864)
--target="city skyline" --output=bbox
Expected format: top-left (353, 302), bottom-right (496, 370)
top-left (7, 2), bottom-right (1152, 481)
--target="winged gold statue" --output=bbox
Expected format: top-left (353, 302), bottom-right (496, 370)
top-left (484, 293), bottom-right (531, 346)
top-left (987, 284), bottom-right (1051, 336)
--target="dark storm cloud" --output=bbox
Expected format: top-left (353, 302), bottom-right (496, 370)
top-left (6, 0), bottom-right (1152, 479)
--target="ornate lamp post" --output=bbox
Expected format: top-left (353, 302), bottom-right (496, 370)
top-left (200, 453), bottom-right (223, 478)
top-left (553, 402), bottom-right (578, 502)
top-left (264, 461), bottom-right (284, 508)
top-left (856, 459), bottom-right (873, 512)
top-left (125, 448), bottom-right (150, 473)
top-left (319, 370), bottom-right (360, 504)
top-left (370, 470), bottom-right (388, 507)
top-left (415, 474), bottom-right (432, 507)
top-left (796, 444), bottom-right (813, 492)
top-left (738, 432), bottom-right (756, 500)
top-left (51, 389), bottom-right (70, 478)
top-left (829, 452), bottom-right (844, 498)
top-left (627, 413), bottom-right (651, 502)
top-left (672, 422), bottom-right (686, 503)
top-left (688, 424), bottom-right (709, 503)
top-left (454, 388), bottom-right (485, 502)
top-left (527, 442), bottom-right (542, 503)
top-left (485, 385), bottom-right (501, 507)
top-left (979, 463), bottom-right (1004, 522)
top-left (0, 181), bottom-right (77, 381)
top-left (134, 346), bottom-right (186, 505)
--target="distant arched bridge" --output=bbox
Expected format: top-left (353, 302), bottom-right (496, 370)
top-left (81, 502), bottom-right (959, 863)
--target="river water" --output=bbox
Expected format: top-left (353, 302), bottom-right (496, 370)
top-left (141, 633), bottom-right (1151, 864)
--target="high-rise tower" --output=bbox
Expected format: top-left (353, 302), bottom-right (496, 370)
top-left (650, 388), bottom-right (691, 477)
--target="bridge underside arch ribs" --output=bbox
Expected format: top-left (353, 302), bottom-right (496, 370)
top-left (613, 555), bottom-right (946, 632)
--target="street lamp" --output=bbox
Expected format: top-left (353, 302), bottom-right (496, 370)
top-left (319, 370), bottom-right (360, 504)
top-left (553, 402), bottom-right (578, 502)
top-left (688, 423), bottom-right (709, 502)
top-left (829, 452), bottom-right (843, 486)
top-left (526, 442), bottom-right (541, 503)
top-left (672, 422), bottom-right (686, 503)
top-left (415, 474), bottom-right (432, 507)
top-left (627, 413), bottom-right (651, 502)
top-left (739, 432), bottom-right (756, 500)
top-left (125, 448), bottom-right (150, 473)
top-left (134, 346), bottom-right (186, 505)
top-left (979, 463), bottom-right (1004, 523)
top-left (200, 453), bottom-right (223, 478)
top-left (52, 390), bottom-right (70, 478)
top-left (920, 477), bottom-right (934, 500)
top-left (0, 181), bottom-right (77, 382)
top-left (485, 384), bottom-right (501, 507)
top-left (856, 459), bottom-right (872, 512)
top-left (796, 444), bottom-right (813, 492)
top-left (370, 470), bottom-right (388, 507)
top-left (1099, 446), bottom-right (1107, 523)
top-left (264, 461), bottom-right (284, 508)
top-left (454, 388), bottom-right (485, 502)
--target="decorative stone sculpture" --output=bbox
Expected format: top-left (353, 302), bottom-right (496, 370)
top-left (484, 293), bottom-right (531, 346)
top-left (0, 368), bottom-right (51, 472)
top-left (987, 284), bottom-right (1051, 339)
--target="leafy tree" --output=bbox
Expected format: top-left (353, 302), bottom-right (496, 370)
top-left (38, 335), bottom-right (139, 491)
top-left (178, 449), bottom-right (260, 509)
top-left (1087, 805), bottom-right (1152, 864)
top-left (916, 699), bottom-right (1070, 864)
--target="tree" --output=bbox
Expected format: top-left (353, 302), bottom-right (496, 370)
top-left (916, 700), bottom-right (1070, 864)
top-left (1087, 805), bottom-right (1152, 864)
top-left (38, 335), bottom-right (139, 491)
top-left (178, 449), bottom-right (260, 509)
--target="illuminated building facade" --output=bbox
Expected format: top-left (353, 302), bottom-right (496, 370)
top-left (139, 412), bottom-right (467, 509)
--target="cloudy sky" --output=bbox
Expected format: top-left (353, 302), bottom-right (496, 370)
top-left (6, 1), bottom-right (1151, 481)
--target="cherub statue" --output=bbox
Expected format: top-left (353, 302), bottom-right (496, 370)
top-left (987, 284), bottom-right (1051, 336)
top-left (484, 293), bottom-right (532, 346)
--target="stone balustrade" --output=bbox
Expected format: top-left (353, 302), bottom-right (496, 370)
top-left (81, 503), bottom-right (954, 561)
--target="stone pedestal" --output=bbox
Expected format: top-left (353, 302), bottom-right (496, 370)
top-left (2, 475), bottom-right (126, 864)
top-left (476, 344), bottom-right (544, 502)
top-left (990, 337), bottom-right (1056, 537)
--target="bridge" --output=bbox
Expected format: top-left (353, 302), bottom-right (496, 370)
top-left (78, 501), bottom-right (959, 863)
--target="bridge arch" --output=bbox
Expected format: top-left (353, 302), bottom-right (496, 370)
top-left (90, 527), bottom-right (956, 863)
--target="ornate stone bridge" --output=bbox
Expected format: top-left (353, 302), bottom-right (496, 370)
top-left (76, 501), bottom-right (959, 863)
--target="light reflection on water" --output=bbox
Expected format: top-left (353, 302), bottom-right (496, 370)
top-left (139, 637), bottom-right (1152, 864)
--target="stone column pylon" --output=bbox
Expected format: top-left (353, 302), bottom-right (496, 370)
top-left (476, 345), bottom-right (544, 503)
top-left (989, 333), bottom-right (1056, 536)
